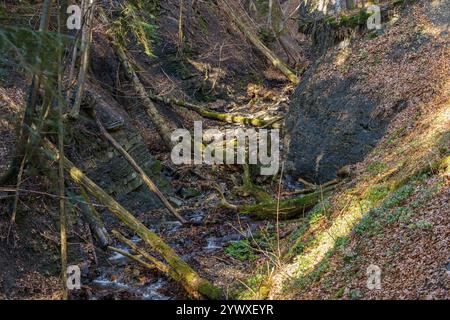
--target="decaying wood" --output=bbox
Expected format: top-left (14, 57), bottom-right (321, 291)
top-left (93, 110), bottom-right (187, 224)
top-left (239, 186), bottom-right (336, 220)
top-left (235, 164), bottom-right (272, 203)
top-left (149, 93), bottom-right (283, 129)
top-left (41, 139), bottom-right (222, 299)
top-left (221, 0), bottom-right (299, 84)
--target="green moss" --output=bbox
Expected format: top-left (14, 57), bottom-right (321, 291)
top-left (240, 189), bottom-right (326, 220)
top-left (363, 184), bottom-right (390, 206)
top-left (408, 219), bottom-right (433, 230)
top-left (354, 208), bottom-right (384, 236)
top-left (224, 240), bottom-right (256, 261)
top-left (335, 287), bottom-right (345, 299)
top-left (286, 223), bottom-right (310, 258)
top-left (197, 281), bottom-right (223, 300)
top-left (339, 10), bottom-right (371, 29)
top-left (234, 273), bottom-right (270, 300)
top-left (383, 184), bottom-right (414, 209)
top-left (367, 161), bottom-right (388, 176)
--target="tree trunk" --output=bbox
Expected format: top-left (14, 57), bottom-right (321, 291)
top-left (70, 0), bottom-right (95, 119)
top-left (238, 186), bottom-right (336, 220)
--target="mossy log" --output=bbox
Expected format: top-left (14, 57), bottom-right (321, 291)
top-left (239, 187), bottom-right (334, 220)
top-left (221, 0), bottom-right (299, 84)
top-left (235, 164), bottom-right (272, 202)
top-left (149, 93), bottom-right (282, 129)
top-left (41, 139), bottom-right (222, 300)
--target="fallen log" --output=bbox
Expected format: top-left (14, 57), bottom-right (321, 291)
top-left (234, 164), bottom-right (272, 203)
top-left (41, 139), bottom-right (222, 300)
top-left (239, 186), bottom-right (336, 220)
top-left (149, 93), bottom-right (282, 129)
top-left (221, 0), bottom-right (299, 84)
top-left (93, 110), bottom-right (187, 224)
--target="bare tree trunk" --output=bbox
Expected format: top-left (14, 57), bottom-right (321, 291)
top-left (178, 0), bottom-right (185, 55)
top-left (70, 0), bottom-right (95, 119)
top-left (56, 5), bottom-right (68, 300)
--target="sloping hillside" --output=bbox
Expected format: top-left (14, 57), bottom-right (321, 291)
top-left (269, 0), bottom-right (450, 299)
